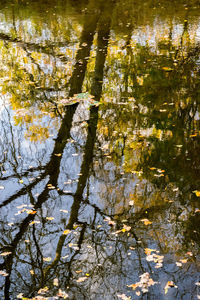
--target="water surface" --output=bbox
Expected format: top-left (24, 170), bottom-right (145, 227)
top-left (0, 0), bottom-right (200, 299)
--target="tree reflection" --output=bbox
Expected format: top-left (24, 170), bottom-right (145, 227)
top-left (0, 0), bottom-right (200, 299)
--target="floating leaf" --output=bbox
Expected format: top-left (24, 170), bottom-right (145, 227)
top-left (43, 257), bottom-right (51, 262)
top-left (38, 286), bottom-right (49, 294)
top-left (29, 221), bottom-right (40, 225)
top-left (0, 252), bottom-right (12, 256)
top-left (63, 229), bottom-right (71, 235)
top-left (193, 190), bottom-right (200, 197)
top-left (26, 210), bottom-right (37, 215)
top-left (164, 281), bottom-right (177, 294)
top-left (53, 278), bottom-right (59, 286)
top-left (140, 219), bottom-right (152, 225)
top-left (57, 289), bottom-right (69, 298)
top-left (144, 248), bottom-right (156, 255)
top-left (127, 283), bottom-right (138, 290)
top-left (0, 186), bottom-right (5, 190)
top-left (0, 271), bottom-right (8, 276)
top-left (117, 294), bottom-right (131, 300)
top-left (76, 276), bottom-right (87, 283)
top-left (54, 153), bottom-right (62, 157)
top-left (180, 259), bottom-right (187, 263)
top-left (46, 217), bottom-right (54, 221)
top-left (162, 67), bottom-right (173, 71)
top-left (60, 209), bottom-right (68, 213)
top-left (17, 293), bottom-right (24, 298)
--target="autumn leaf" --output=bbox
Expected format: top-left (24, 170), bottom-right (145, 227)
top-left (127, 283), bottom-right (138, 290)
top-left (0, 252), bottom-right (12, 256)
top-left (180, 259), bottom-right (187, 263)
top-left (76, 276), bottom-right (87, 283)
top-left (140, 219), bottom-right (152, 225)
top-left (29, 221), bottom-right (40, 225)
top-left (38, 286), bottom-right (49, 294)
top-left (162, 67), bottom-right (173, 71)
top-left (144, 248), bottom-right (156, 255)
top-left (63, 229), bottom-right (71, 235)
top-left (0, 270), bottom-right (8, 276)
top-left (26, 210), bottom-right (37, 215)
top-left (193, 190), bottom-right (200, 197)
top-left (164, 281), bottom-right (177, 294)
top-left (43, 257), bottom-right (51, 262)
top-left (117, 294), bottom-right (131, 300)
top-left (46, 217), bottom-right (54, 220)
top-left (54, 153), bottom-right (62, 157)
top-left (53, 278), bottom-right (59, 286)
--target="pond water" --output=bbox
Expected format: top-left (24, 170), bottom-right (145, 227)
top-left (0, 0), bottom-right (200, 299)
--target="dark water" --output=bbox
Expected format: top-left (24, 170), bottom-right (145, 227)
top-left (0, 0), bottom-right (200, 299)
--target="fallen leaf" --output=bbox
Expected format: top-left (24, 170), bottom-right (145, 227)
top-left (63, 229), bottom-right (71, 235)
top-left (43, 257), bottom-right (51, 262)
top-left (76, 276), bottom-right (87, 283)
top-left (193, 190), bottom-right (200, 197)
top-left (53, 278), bottom-right (59, 286)
top-left (127, 283), bottom-right (138, 290)
top-left (46, 217), bottom-right (54, 220)
top-left (60, 209), bottom-right (68, 213)
top-left (54, 153), bottom-right (62, 157)
top-left (164, 281), bottom-right (177, 294)
top-left (180, 259), bottom-right (187, 263)
top-left (29, 221), bottom-right (40, 225)
top-left (38, 286), bottom-right (49, 294)
top-left (0, 252), bottom-right (12, 256)
top-left (145, 248), bottom-right (156, 255)
top-left (140, 219), bottom-right (152, 225)
top-left (26, 210), bottom-right (37, 215)
top-left (117, 294), bottom-right (131, 300)
top-left (57, 289), bottom-right (69, 298)
top-left (0, 271), bottom-right (8, 276)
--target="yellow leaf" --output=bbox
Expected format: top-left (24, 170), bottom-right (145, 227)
top-left (43, 257), bottom-right (52, 262)
top-left (193, 190), bottom-right (200, 197)
top-left (162, 67), bottom-right (173, 71)
top-left (140, 219), bottom-right (152, 225)
top-left (54, 153), bottom-right (62, 157)
top-left (144, 248), bottom-right (156, 255)
top-left (0, 252), bottom-right (12, 256)
top-left (180, 259), bottom-right (188, 263)
top-left (63, 229), bottom-right (71, 235)
top-left (26, 210), bottom-right (37, 215)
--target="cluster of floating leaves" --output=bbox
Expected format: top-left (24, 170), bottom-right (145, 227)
top-left (57, 92), bottom-right (100, 107)
top-left (127, 272), bottom-right (157, 294)
top-left (145, 248), bottom-right (164, 268)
